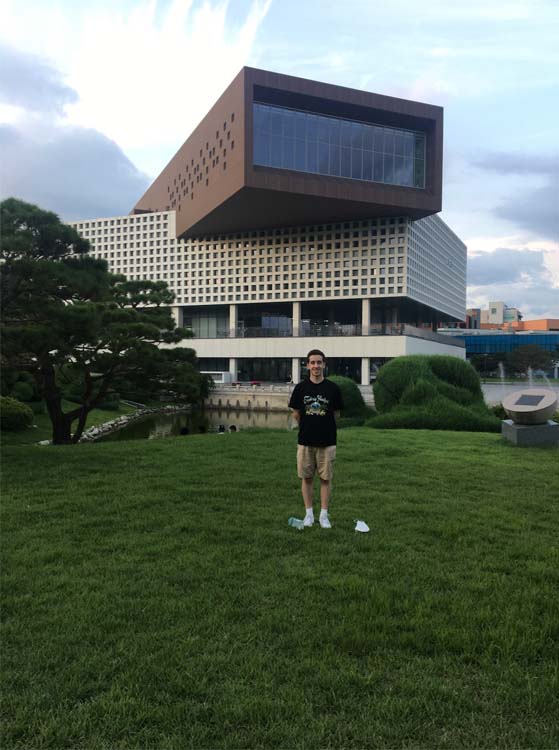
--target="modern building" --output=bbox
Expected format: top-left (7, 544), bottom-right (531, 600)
top-left (479, 300), bottom-right (522, 327)
top-left (72, 67), bottom-right (467, 383)
top-left (479, 318), bottom-right (559, 332)
top-left (438, 327), bottom-right (559, 360)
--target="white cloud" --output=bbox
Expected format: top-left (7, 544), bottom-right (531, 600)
top-left (465, 243), bottom-right (559, 318)
top-left (0, 0), bottom-right (271, 176)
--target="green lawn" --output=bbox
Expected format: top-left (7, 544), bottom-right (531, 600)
top-left (1, 400), bottom-right (137, 446)
top-left (1, 429), bottom-right (558, 749)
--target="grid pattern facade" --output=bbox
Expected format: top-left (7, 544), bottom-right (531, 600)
top-left (71, 210), bottom-right (465, 318)
top-left (407, 214), bottom-right (466, 319)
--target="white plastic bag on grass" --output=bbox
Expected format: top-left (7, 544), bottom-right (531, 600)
top-left (354, 520), bottom-right (370, 533)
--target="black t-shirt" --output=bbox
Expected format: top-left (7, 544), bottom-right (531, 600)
top-left (288, 378), bottom-right (344, 447)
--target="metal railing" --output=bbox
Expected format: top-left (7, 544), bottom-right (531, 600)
top-left (191, 323), bottom-right (464, 347)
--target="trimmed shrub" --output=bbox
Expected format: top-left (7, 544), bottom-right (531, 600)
top-left (10, 380), bottom-right (34, 402)
top-left (371, 355), bottom-right (497, 432)
top-left (328, 376), bottom-right (368, 417)
top-left (337, 416), bottom-right (367, 429)
top-left (374, 356), bottom-right (426, 413)
top-left (491, 404), bottom-right (507, 419)
top-left (429, 355), bottom-right (483, 398)
top-left (367, 398), bottom-right (501, 433)
top-left (374, 355), bottom-right (483, 413)
top-left (0, 397), bottom-right (34, 432)
top-left (400, 378), bottom-right (438, 407)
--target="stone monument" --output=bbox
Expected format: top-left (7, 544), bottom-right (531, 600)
top-left (501, 388), bottom-right (559, 447)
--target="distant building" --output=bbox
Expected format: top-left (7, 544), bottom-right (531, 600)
top-left (479, 300), bottom-right (522, 328)
top-left (438, 327), bottom-right (559, 364)
top-left (492, 319), bottom-right (559, 332)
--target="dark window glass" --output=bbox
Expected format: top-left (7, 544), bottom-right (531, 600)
top-left (341, 147), bottom-right (351, 177)
top-left (373, 152), bottom-right (384, 181)
top-left (307, 140), bottom-right (318, 172)
top-left (328, 118), bottom-right (340, 145)
top-left (254, 104), bottom-right (270, 133)
top-left (295, 112), bottom-right (306, 139)
top-left (383, 131), bottom-right (395, 154)
top-left (395, 156), bottom-right (413, 186)
top-left (270, 135), bottom-right (282, 167)
top-left (252, 103), bottom-right (425, 190)
top-left (363, 150), bottom-right (373, 181)
top-left (329, 144), bottom-right (340, 176)
top-left (294, 139), bottom-right (306, 170)
top-left (351, 122), bottom-right (363, 148)
top-left (403, 133), bottom-right (414, 158)
top-left (307, 115), bottom-right (319, 142)
top-left (283, 109), bottom-right (295, 138)
top-left (351, 148), bottom-right (362, 179)
top-left (254, 134), bottom-right (269, 165)
top-left (318, 117), bottom-right (329, 143)
top-left (318, 142), bottom-right (329, 174)
top-left (271, 109), bottom-right (283, 136)
top-left (282, 137), bottom-right (295, 169)
top-left (414, 159), bottom-right (425, 187)
top-left (383, 153), bottom-right (394, 182)
top-left (341, 121), bottom-right (352, 147)
top-left (372, 126), bottom-right (384, 151)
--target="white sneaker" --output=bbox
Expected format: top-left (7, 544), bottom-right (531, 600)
top-left (303, 513), bottom-right (314, 527)
top-left (319, 513), bottom-right (332, 529)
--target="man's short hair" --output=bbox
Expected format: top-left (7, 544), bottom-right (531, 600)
top-left (306, 349), bottom-right (326, 362)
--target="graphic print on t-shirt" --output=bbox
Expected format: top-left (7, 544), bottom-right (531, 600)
top-left (304, 394), bottom-right (329, 416)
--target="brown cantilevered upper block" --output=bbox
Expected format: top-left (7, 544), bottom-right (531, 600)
top-left (133, 67), bottom-right (443, 238)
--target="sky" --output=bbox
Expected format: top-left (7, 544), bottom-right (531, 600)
top-left (1, 0), bottom-right (558, 318)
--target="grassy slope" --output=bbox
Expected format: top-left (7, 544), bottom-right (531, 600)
top-left (1, 401), bottom-right (137, 446)
top-left (1, 429), bottom-right (558, 749)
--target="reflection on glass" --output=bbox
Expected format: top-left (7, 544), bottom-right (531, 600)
top-left (253, 103), bottom-right (425, 188)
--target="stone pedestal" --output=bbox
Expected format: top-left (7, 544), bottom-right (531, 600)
top-left (501, 419), bottom-right (559, 447)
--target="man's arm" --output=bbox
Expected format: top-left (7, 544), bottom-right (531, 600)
top-left (291, 409), bottom-right (301, 425)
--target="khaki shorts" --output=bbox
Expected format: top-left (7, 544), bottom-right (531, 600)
top-left (297, 445), bottom-right (336, 481)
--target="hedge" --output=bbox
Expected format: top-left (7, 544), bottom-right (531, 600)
top-left (328, 375), bottom-right (371, 418)
top-left (370, 355), bottom-right (498, 432)
top-left (374, 355), bottom-right (484, 414)
top-left (0, 397), bottom-right (34, 432)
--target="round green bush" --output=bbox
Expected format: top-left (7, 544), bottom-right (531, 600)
top-left (371, 355), bottom-right (497, 432)
top-left (0, 396), bottom-right (34, 432)
top-left (10, 381), bottom-right (34, 402)
top-left (374, 355), bottom-right (484, 413)
top-left (327, 375), bottom-right (367, 417)
top-left (400, 378), bottom-right (438, 407)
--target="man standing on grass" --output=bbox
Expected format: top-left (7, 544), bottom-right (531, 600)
top-left (288, 349), bottom-right (343, 529)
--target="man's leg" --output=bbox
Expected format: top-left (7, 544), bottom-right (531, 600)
top-left (298, 445), bottom-right (316, 525)
top-left (319, 480), bottom-right (332, 528)
top-left (317, 446), bottom-right (336, 528)
top-left (319, 478), bottom-right (331, 510)
top-left (302, 477), bottom-right (314, 509)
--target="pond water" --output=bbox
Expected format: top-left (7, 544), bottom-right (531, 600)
top-left (100, 409), bottom-right (294, 441)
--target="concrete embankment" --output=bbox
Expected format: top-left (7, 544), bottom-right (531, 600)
top-left (205, 384), bottom-right (375, 411)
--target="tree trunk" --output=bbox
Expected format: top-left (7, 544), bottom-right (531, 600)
top-left (71, 406), bottom-right (90, 444)
top-left (50, 413), bottom-right (74, 445)
top-left (39, 363), bottom-right (74, 444)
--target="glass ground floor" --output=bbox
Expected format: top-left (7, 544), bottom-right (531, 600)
top-left (180, 296), bottom-right (460, 339)
top-left (199, 357), bottom-right (387, 383)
